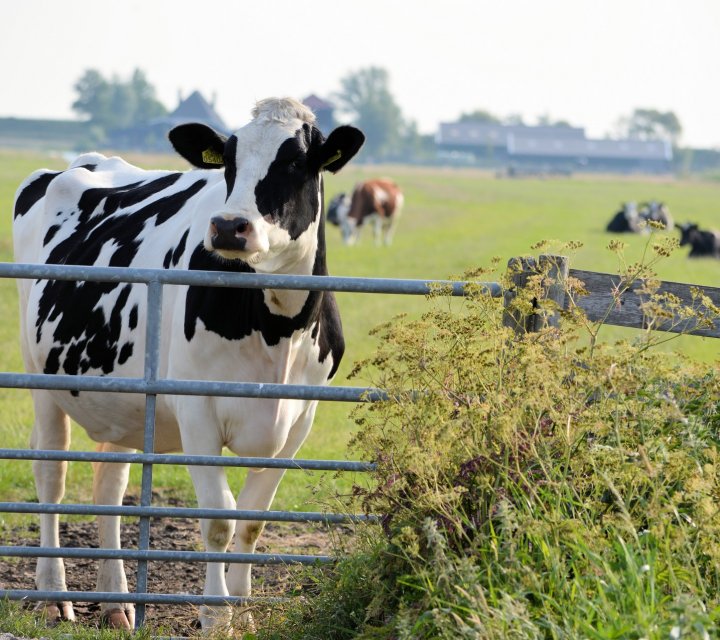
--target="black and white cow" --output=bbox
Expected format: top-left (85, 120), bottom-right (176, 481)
top-left (639, 200), bottom-right (674, 231)
top-left (678, 222), bottom-right (720, 258)
top-left (13, 98), bottom-right (364, 630)
top-left (606, 202), bottom-right (642, 233)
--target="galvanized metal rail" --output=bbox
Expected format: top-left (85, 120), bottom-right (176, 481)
top-left (0, 262), bottom-right (499, 628)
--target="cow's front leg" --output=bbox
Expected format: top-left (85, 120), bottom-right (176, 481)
top-left (92, 442), bottom-right (134, 629)
top-left (30, 390), bottom-right (75, 626)
top-left (226, 405), bottom-right (318, 611)
top-left (180, 425), bottom-right (236, 630)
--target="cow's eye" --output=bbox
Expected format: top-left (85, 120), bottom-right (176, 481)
top-left (288, 157), bottom-right (304, 172)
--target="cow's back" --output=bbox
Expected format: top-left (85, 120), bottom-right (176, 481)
top-left (13, 154), bottom-right (215, 450)
top-left (348, 179), bottom-right (402, 222)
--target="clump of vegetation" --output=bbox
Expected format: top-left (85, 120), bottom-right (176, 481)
top-left (257, 239), bottom-right (720, 640)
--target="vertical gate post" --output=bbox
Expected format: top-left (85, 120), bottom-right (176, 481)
top-left (535, 254), bottom-right (569, 331)
top-left (135, 279), bottom-right (163, 628)
top-left (503, 254), bottom-right (569, 334)
top-left (503, 256), bottom-right (537, 334)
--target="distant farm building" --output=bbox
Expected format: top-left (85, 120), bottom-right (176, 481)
top-left (302, 94), bottom-right (335, 134)
top-left (436, 122), bottom-right (673, 173)
top-left (110, 90), bottom-right (230, 150)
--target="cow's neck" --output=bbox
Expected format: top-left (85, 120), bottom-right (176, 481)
top-left (261, 241), bottom-right (320, 318)
top-left (262, 200), bottom-right (329, 322)
top-left (263, 223), bottom-right (327, 318)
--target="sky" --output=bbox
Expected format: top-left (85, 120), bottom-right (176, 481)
top-left (2, 0), bottom-right (719, 148)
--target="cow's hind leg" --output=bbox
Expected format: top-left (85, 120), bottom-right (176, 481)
top-left (93, 442), bottom-right (134, 629)
top-left (30, 390), bottom-right (75, 625)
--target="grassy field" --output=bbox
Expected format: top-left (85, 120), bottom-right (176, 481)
top-left (1, 148), bottom-right (719, 520)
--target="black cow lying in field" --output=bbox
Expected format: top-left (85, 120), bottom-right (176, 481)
top-left (678, 223), bottom-right (720, 258)
top-left (606, 202), bottom-right (642, 233)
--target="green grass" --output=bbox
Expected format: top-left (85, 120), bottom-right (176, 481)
top-left (1, 151), bottom-right (720, 517)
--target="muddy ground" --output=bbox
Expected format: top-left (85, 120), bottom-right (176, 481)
top-left (0, 500), bottom-right (344, 636)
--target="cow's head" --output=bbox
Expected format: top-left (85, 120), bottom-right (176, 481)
top-left (168, 98), bottom-right (364, 271)
top-left (326, 193), bottom-right (350, 227)
top-left (678, 222), bottom-right (698, 246)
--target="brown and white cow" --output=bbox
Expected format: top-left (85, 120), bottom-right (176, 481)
top-left (327, 178), bottom-right (403, 245)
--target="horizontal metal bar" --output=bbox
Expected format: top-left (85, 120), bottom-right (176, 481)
top-left (0, 589), bottom-right (286, 607)
top-left (0, 502), bottom-right (377, 524)
top-left (0, 449), bottom-right (376, 472)
top-left (0, 262), bottom-right (503, 297)
top-left (0, 372), bottom-right (387, 402)
top-left (0, 546), bottom-right (331, 565)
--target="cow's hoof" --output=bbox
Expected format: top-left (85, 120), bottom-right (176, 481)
top-left (36, 601), bottom-right (76, 626)
top-left (100, 607), bottom-right (133, 629)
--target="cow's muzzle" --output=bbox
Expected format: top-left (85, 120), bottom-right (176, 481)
top-left (209, 216), bottom-right (250, 251)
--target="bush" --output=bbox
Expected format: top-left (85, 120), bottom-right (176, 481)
top-left (258, 242), bottom-right (720, 640)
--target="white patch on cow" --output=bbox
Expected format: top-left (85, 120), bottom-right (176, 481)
top-left (373, 186), bottom-right (390, 203)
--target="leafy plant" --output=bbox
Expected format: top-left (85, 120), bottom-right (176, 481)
top-left (258, 239), bottom-right (720, 639)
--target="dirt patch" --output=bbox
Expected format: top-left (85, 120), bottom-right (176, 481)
top-left (1, 508), bottom-right (342, 636)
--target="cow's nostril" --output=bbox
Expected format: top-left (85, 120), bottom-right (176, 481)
top-left (210, 216), bottom-right (250, 237)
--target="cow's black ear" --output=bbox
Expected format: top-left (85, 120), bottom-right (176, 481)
top-left (168, 123), bottom-right (228, 169)
top-left (311, 126), bottom-right (365, 173)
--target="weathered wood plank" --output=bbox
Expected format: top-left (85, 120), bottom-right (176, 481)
top-left (568, 269), bottom-right (720, 338)
top-left (502, 256), bottom-right (537, 334)
top-left (535, 255), bottom-right (569, 331)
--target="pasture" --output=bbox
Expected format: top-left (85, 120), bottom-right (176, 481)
top-left (1, 147), bottom-right (719, 519)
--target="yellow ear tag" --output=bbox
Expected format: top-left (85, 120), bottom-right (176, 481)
top-left (201, 148), bottom-right (224, 165)
top-left (320, 150), bottom-right (342, 169)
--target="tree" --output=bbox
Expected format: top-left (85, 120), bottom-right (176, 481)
top-left (129, 69), bottom-right (168, 123)
top-left (334, 67), bottom-right (405, 160)
top-left (458, 109), bottom-right (501, 124)
top-left (73, 70), bottom-right (114, 129)
top-left (72, 68), bottom-right (167, 132)
top-left (617, 108), bottom-right (682, 144)
top-left (537, 113), bottom-right (573, 128)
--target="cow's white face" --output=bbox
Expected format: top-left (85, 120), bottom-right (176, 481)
top-left (169, 98), bottom-right (364, 273)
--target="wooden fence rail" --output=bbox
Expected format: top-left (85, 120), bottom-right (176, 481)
top-left (503, 254), bottom-right (720, 339)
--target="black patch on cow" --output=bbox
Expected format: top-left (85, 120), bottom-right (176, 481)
top-left (43, 224), bottom-right (62, 246)
top-left (184, 181), bottom-right (344, 378)
top-left (118, 342), bottom-right (134, 365)
top-left (254, 134), bottom-right (320, 240)
top-left (162, 228), bottom-right (190, 268)
top-left (76, 173), bottom-right (183, 225)
top-left (129, 305), bottom-right (138, 330)
top-left (223, 135), bottom-right (238, 200)
top-left (36, 175), bottom-right (206, 379)
top-left (76, 163), bottom-right (98, 172)
top-left (14, 171), bottom-right (61, 218)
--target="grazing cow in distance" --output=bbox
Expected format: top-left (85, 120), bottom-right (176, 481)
top-left (13, 97), bottom-right (364, 630)
top-left (606, 202), bottom-right (643, 233)
top-left (327, 178), bottom-right (404, 245)
top-left (678, 222), bottom-right (720, 257)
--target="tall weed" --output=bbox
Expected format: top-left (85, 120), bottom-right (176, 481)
top-left (262, 240), bottom-right (720, 639)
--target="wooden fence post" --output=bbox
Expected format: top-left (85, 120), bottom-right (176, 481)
top-left (503, 254), bottom-right (569, 335)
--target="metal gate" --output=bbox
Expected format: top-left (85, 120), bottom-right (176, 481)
top-left (0, 262), bottom-right (499, 627)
